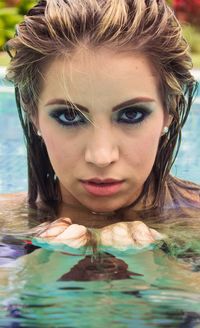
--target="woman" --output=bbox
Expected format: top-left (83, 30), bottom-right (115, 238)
top-left (3, 0), bottom-right (200, 250)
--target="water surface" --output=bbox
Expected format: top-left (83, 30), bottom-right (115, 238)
top-left (0, 71), bottom-right (200, 327)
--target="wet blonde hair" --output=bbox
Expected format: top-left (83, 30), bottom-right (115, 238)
top-left (6, 0), bottom-right (198, 209)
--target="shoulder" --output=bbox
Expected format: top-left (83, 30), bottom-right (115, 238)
top-left (167, 175), bottom-right (200, 193)
top-left (0, 192), bottom-right (28, 209)
top-left (166, 175), bottom-right (200, 207)
top-left (0, 192), bottom-right (27, 201)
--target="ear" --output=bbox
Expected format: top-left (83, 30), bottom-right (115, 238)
top-left (164, 114), bottom-right (173, 129)
top-left (160, 114), bottom-right (173, 137)
top-left (30, 115), bottom-right (39, 132)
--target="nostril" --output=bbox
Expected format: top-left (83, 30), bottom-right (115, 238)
top-left (85, 147), bottom-right (119, 167)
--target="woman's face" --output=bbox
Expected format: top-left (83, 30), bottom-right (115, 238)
top-left (37, 48), bottom-right (169, 212)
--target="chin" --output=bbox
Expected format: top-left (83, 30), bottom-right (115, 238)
top-left (84, 199), bottom-right (128, 214)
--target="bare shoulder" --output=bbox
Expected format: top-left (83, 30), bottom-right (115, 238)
top-left (0, 192), bottom-right (31, 232)
top-left (0, 191), bottom-right (27, 201)
top-left (0, 192), bottom-right (28, 209)
top-left (168, 175), bottom-right (200, 206)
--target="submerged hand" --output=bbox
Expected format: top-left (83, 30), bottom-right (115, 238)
top-left (100, 221), bottom-right (164, 249)
top-left (31, 217), bottom-right (89, 248)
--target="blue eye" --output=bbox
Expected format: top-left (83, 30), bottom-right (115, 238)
top-left (50, 108), bottom-right (86, 126)
top-left (117, 106), bottom-right (151, 124)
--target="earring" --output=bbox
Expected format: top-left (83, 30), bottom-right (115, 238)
top-left (162, 126), bottom-right (169, 134)
top-left (37, 130), bottom-right (42, 137)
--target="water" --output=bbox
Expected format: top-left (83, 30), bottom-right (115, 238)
top-left (0, 76), bottom-right (27, 194)
top-left (1, 219), bottom-right (200, 327)
top-left (0, 69), bottom-right (200, 327)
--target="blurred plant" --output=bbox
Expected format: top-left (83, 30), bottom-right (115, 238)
top-left (182, 24), bottom-right (200, 54)
top-left (166, 0), bottom-right (173, 6)
top-left (0, 0), bottom-right (37, 49)
top-left (0, 0), bottom-right (200, 62)
top-left (173, 0), bottom-right (200, 27)
top-left (17, 0), bottom-right (37, 15)
top-left (5, 0), bottom-right (20, 5)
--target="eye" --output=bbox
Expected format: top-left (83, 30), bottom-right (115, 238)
top-left (117, 106), bottom-right (151, 124)
top-left (49, 107), bottom-right (87, 126)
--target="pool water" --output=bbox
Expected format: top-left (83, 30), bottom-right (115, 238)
top-left (1, 214), bottom-right (200, 328)
top-left (0, 70), bottom-right (200, 327)
top-left (0, 79), bottom-right (27, 194)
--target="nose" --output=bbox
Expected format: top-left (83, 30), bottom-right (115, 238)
top-left (84, 127), bottom-right (119, 167)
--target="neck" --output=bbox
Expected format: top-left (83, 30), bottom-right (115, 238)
top-left (56, 191), bottom-right (156, 228)
top-left (38, 179), bottom-right (157, 227)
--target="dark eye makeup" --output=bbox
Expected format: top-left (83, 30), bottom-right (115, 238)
top-left (48, 105), bottom-right (152, 127)
top-left (117, 105), bottom-right (152, 124)
top-left (49, 107), bottom-right (86, 126)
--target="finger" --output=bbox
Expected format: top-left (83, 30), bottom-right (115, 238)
top-left (37, 225), bottom-right (68, 238)
top-left (112, 223), bottom-right (130, 237)
top-left (50, 217), bottom-right (72, 225)
top-left (132, 231), bottom-right (154, 247)
top-left (112, 221), bottom-right (154, 247)
top-left (50, 226), bottom-right (89, 248)
top-left (100, 225), bottom-right (133, 247)
top-left (62, 235), bottom-right (88, 248)
top-left (131, 223), bottom-right (155, 247)
top-left (29, 217), bottom-right (72, 236)
top-left (57, 224), bottom-right (87, 240)
top-left (29, 221), bottom-right (50, 234)
top-left (149, 228), bottom-right (166, 240)
top-left (36, 217), bottom-right (72, 238)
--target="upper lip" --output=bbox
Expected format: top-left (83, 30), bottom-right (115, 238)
top-left (81, 178), bottom-right (123, 184)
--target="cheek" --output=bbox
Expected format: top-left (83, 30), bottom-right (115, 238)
top-left (41, 131), bottom-right (77, 171)
top-left (124, 130), bottom-right (161, 169)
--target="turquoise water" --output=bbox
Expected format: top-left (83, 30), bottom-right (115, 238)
top-left (0, 72), bottom-right (200, 327)
top-left (1, 220), bottom-right (200, 327)
top-left (0, 79), bottom-right (27, 193)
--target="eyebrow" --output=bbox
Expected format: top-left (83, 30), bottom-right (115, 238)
top-left (45, 97), bottom-right (155, 112)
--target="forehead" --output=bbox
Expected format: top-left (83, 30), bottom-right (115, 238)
top-left (39, 47), bottom-right (161, 107)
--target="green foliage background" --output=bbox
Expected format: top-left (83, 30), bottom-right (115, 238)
top-left (0, 0), bottom-right (199, 67)
top-left (0, 0), bottom-right (174, 50)
top-left (0, 0), bottom-right (37, 49)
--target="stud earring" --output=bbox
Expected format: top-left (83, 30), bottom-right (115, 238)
top-left (37, 130), bottom-right (42, 137)
top-left (162, 126), bottom-right (169, 134)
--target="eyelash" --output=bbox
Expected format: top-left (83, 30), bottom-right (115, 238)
top-left (49, 106), bottom-right (151, 127)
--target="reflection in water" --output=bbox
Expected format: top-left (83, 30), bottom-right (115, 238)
top-left (59, 253), bottom-right (143, 281)
top-left (1, 204), bottom-right (200, 327)
top-left (1, 235), bottom-right (200, 327)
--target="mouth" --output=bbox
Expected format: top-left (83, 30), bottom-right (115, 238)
top-left (80, 178), bottom-right (124, 196)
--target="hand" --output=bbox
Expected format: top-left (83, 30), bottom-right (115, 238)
top-left (99, 221), bottom-right (164, 249)
top-left (30, 219), bottom-right (164, 250)
top-left (31, 217), bottom-right (89, 248)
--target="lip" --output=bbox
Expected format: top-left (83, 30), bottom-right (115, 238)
top-left (80, 178), bottom-right (124, 196)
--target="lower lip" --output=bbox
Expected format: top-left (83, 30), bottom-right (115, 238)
top-left (81, 181), bottom-right (124, 196)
